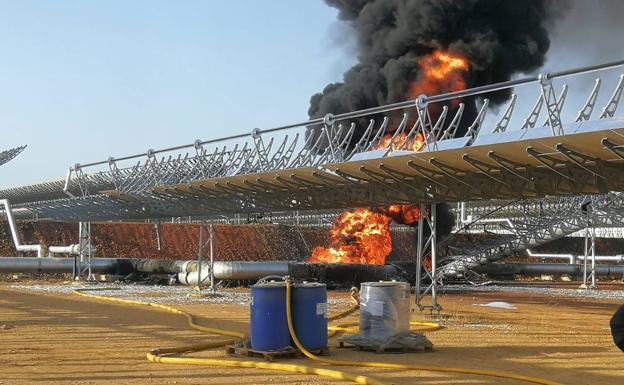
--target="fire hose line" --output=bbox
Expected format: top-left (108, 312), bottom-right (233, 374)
top-left (73, 288), bottom-right (381, 385)
top-left (284, 281), bottom-right (566, 385)
top-left (73, 287), bottom-right (564, 385)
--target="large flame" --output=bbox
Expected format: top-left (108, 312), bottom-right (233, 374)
top-left (375, 132), bottom-right (425, 152)
top-left (409, 49), bottom-right (469, 101)
top-left (380, 204), bottom-right (422, 226)
top-left (310, 50), bottom-right (468, 266)
top-left (374, 50), bottom-right (468, 153)
top-left (309, 209), bottom-right (392, 265)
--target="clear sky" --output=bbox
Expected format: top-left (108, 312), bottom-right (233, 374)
top-left (0, 1), bottom-right (355, 186)
top-left (0, 1), bottom-right (622, 187)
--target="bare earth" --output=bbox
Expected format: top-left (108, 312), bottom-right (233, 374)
top-left (1, 282), bottom-right (623, 385)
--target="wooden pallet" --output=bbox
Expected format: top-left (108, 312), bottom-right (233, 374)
top-left (338, 340), bottom-right (433, 354)
top-left (225, 345), bottom-right (330, 362)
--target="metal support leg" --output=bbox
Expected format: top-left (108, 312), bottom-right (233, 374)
top-left (154, 221), bottom-right (162, 251)
top-left (78, 221), bottom-right (94, 282)
top-left (415, 204), bottom-right (424, 308)
top-left (209, 223), bottom-right (216, 294)
top-left (197, 221), bottom-right (217, 295)
top-left (197, 220), bottom-right (204, 293)
top-left (582, 225), bottom-right (596, 289)
top-left (415, 203), bottom-right (441, 313)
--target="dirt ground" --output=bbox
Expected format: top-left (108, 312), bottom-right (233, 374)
top-left (1, 283), bottom-right (623, 385)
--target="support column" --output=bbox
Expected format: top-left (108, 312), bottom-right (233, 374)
top-left (582, 225), bottom-right (597, 289)
top-left (197, 221), bottom-right (217, 295)
top-left (78, 221), bottom-right (94, 282)
top-left (415, 203), bottom-right (441, 313)
top-left (197, 220), bottom-right (204, 293)
top-left (209, 223), bottom-right (216, 294)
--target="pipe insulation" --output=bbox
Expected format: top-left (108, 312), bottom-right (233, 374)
top-left (0, 258), bottom-right (405, 283)
top-left (0, 257), bottom-right (120, 274)
top-left (0, 199), bottom-right (43, 258)
top-left (475, 263), bottom-right (624, 277)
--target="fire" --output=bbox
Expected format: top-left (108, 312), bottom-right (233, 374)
top-left (375, 50), bottom-right (468, 153)
top-left (409, 49), bottom-right (469, 101)
top-left (309, 209), bottom-right (392, 265)
top-left (381, 204), bottom-right (422, 226)
top-left (375, 132), bottom-right (425, 152)
top-left (309, 51), bottom-right (466, 266)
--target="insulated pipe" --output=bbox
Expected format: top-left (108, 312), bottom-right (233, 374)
top-left (577, 255), bottom-right (624, 262)
top-left (475, 263), bottom-right (624, 277)
top-left (526, 249), bottom-right (624, 263)
top-left (526, 249), bottom-right (576, 264)
top-left (0, 199), bottom-right (43, 258)
top-left (0, 257), bottom-right (119, 274)
top-left (0, 257), bottom-right (405, 282)
top-left (48, 244), bottom-right (99, 258)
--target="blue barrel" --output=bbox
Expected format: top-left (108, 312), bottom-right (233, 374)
top-left (250, 282), bottom-right (291, 351)
top-left (291, 282), bottom-right (328, 350)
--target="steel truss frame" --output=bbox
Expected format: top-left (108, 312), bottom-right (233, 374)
top-left (0, 145), bottom-right (26, 168)
top-left (197, 221), bottom-right (216, 294)
top-left (0, 61), bottom-right (623, 222)
top-left (445, 193), bottom-right (624, 282)
top-left (415, 203), bottom-right (442, 313)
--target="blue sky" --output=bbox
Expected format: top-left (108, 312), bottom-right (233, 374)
top-left (0, 1), bottom-right (355, 185)
top-left (0, 1), bottom-right (622, 187)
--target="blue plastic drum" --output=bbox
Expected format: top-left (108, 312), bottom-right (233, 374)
top-left (291, 282), bottom-right (328, 350)
top-left (250, 282), bottom-right (291, 351)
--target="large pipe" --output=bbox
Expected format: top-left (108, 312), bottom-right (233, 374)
top-left (526, 249), bottom-right (624, 263)
top-left (476, 263), bottom-right (624, 277)
top-left (0, 257), bottom-right (121, 274)
top-left (0, 257), bottom-right (405, 283)
top-left (0, 199), bottom-right (43, 258)
top-left (526, 249), bottom-right (576, 264)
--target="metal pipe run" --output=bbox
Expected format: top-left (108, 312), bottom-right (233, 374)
top-left (525, 249), bottom-right (624, 263)
top-left (0, 199), bottom-right (43, 258)
top-left (0, 257), bottom-right (405, 284)
top-left (476, 263), bottom-right (624, 277)
top-left (0, 257), bottom-right (119, 274)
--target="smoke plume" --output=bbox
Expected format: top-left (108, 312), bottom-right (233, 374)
top-left (309, 0), bottom-right (565, 138)
top-left (307, 0), bottom-right (569, 246)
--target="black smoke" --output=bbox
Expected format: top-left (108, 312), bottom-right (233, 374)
top-left (309, 0), bottom-right (566, 138)
top-left (309, 0), bottom-right (568, 238)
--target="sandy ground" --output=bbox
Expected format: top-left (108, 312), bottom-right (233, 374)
top-left (1, 282), bottom-right (624, 385)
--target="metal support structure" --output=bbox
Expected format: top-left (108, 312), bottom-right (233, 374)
top-left (582, 224), bottom-right (597, 289)
top-left (197, 220), bottom-right (204, 293)
top-left (77, 221), bottom-right (95, 281)
top-left (539, 73), bottom-right (564, 135)
top-left (197, 221), bottom-right (216, 294)
top-left (154, 221), bottom-right (162, 251)
top-left (415, 203), bottom-right (441, 313)
top-left (0, 61), bottom-right (624, 223)
top-left (209, 223), bottom-right (215, 293)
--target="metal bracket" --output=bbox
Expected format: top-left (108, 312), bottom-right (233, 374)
top-left (600, 74), bottom-right (624, 119)
top-left (492, 94), bottom-right (517, 134)
top-left (539, 73), bottom-right (564, 135)
top-left (576, 79), bottom-right (601, 122)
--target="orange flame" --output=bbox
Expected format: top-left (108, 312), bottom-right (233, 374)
top-left (309, 51), bottom-right (467, 266)
top-left (409, 49), bottom-right (469, 101)
top-left (309, 209), bottom-right (392, 265)
top-left (382, 204), bottom-right (422, 226)
top-left (375, 132), bottom-right (425, 152)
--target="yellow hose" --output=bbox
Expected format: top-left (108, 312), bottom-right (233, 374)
top-left (328, 321), bottom-right (444, 334)
top-left (328, 287), bottom-right (360, 322)
top-left (73, 288), bottom-right (385, 385)
top-left (285, 280), bottom-right (565, 385)
top-left (74, 284), bottom-right (565, 385)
